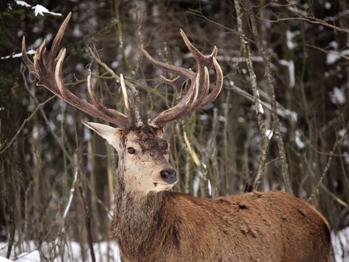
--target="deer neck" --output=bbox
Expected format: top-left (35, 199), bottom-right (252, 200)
top-left (111, 158), bottom-right (169, 256)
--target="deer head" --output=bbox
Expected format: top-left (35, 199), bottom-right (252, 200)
top-left (22, 13), bottom-right (223, 195)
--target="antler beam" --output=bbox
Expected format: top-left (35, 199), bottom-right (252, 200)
top-left (141, 29), bottom-right (223, 127)
top-left (22, 12), bottom-right (135, 128)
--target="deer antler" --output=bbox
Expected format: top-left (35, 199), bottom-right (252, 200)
top-left (141, 29), bottom-right (223, 127)
top-left (21, 12), bottom-right (136, 128)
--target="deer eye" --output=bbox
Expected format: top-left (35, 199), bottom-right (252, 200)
top-left (127, 147), bottom-right (136, 154)
top-left (159, 140), bottom-right (168, 152)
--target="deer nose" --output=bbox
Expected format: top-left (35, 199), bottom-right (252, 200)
top-left (160, 169), bottom-right (177, 184)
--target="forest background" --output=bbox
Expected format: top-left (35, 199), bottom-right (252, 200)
top-left (0, 0), bottom-right (349, 261)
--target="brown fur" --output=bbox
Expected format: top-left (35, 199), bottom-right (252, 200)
top-left (112, 189), bottom-right (331, 262)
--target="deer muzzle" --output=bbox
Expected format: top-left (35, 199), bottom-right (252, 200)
top-left (160, 169), bottom-right (177, 184)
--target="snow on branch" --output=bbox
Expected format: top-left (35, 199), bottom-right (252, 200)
top-left (32, 4), bottom-right (62, 16)
top-left (1, 49), bottom-right (35, 60)
top-left (15, 0), bottom-right (30, 7)
top-left (4, 1), bottom-right (62, 60)
top-left (279, 60), bottom-right (295, 88)
top-left (15, 1), bottom-right (62, 16)
top-left (326, 49), bottom-right (349, 64)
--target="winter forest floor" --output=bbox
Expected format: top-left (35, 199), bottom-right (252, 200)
top-left (0, 228), bottom-right (348, 261)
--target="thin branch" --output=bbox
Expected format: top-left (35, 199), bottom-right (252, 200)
top-left (320, 184), bottom-right (349, 211)
top-left (234, 0), bottom-right (271, 192)
top-left (308, 120), bottom-right (349, 202)
top-left (87, 47), bottom-right (138, 95)
top-left (20, 66), bottom-right (74, 163)
top-left (62, 156), bottom-right (79, 221)
top-left (265, 13), bottom-right (349, 34)
top-left (228, 83), bottom-right (297, 122)
top-left (249, 6), bottom-right (293, 194)
top-left (87, 47), bottom-right (141, 124)
top-left (0, 96), bottom-right (55, 154)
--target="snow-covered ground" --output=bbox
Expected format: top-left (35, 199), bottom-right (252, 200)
top-left (0, 228), bottom-right (348, 261)
top-left (0, 241), bottom-right (120, 262)
top-left (333, 227), bottom-right (349, 262)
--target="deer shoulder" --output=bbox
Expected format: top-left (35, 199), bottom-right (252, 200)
top-left (130, 191), bottom-right (330, 262)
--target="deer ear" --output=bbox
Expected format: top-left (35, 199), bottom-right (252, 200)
top-left (83, 121), bottom-right (121, 150)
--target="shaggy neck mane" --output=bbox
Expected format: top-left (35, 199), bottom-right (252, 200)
top-left (111, 148), bottom-right (176, 260)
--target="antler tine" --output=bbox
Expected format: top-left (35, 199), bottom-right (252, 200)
top-left (54, 47), bottom-right (67, 95)
top-left (179, 30), bottom-right (220, 106)
top-left (87, 70), bottom-right (97, 103)
top-left (22, 13), bottom-right (134, 128)
top-left (141, 48), bottom-right (194, 80)
top-left (190, 57), bottom-right (223, 110)
top-left (120, 74), bottom-right (136, 126)
top-left (189, 66), bottom-right (210, 109)
top-left (159, 75), bottom-right (189, 90)
top-left (34, 41), bottom-right (48, 79)
top-left (179, 29), bottom-right (217, 63)
top-left (53, 45), bottom-right (130, 127)
top-left (48, 12), bottom-right (72, 66)
top-left (151, 72), bottom-right (200, 127)
top-left (85, 70), bottom-right (134, 126)
top-left (22, 37), bottom-right (35, 75)
top-left (196, 57), bottom-right (223, 107)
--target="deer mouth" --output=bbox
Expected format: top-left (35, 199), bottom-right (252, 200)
top-left (153, 180), bottom-right (177, 187)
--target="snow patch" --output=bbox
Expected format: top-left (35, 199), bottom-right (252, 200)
top-left (216, 56), bottom-right (263, 63)
top-left (288, 6), bottom-right (307, 17)
top-left (286, 30), bottom-right (299, 50)
top-left (0, 241), bottom-right (120, 262)
top-left (218, 115), bottom-right (226, 123)
top-left (15, 1), bottom-right (62, 17)
top-left (15, 250), bottom-right (40, 262)
top-left (208, 179), bottom-right (212, 196)
top-left (328, 41), bottom-right (338, 50)
top-left (32, 126), bottom-right (39, 140)
top-left (0, 257), bottom-right (13, 262)
top-left (265, 129), bottom-right (273, 140)
top-left (325, 2), bottom-right (331, 10)
top-left (332, 227), bottom-right (349, 262)
top-left (111, 61), bottom-right (119, 69)
top-left (32, 5), bottom-right (62, 16)
top-left (199, 114), bottom-right (209, 121)
top-left (1, 50), bottom-right (35, 60)
top-left (338, 129), bottom-right (346, 137)
top-left (65, 115), bottom-right (74, 126)
top-left (279, 60), bottom-right (295, 88)
top-left (257, 103), bottom-right (264, 114)
top-left (193, 173), bottom-right (200, 196)
top-left (343, 152), bottom-right (349, 165)
top-left (295, 130), bottom-right (305, 149)
top-left (255, 90), bottom-right (264, 114)
top-left (284, 110), bottom-right (298, 122)
top-left (0, 228), bottom-right (348, 261)
top-left (83, 126), bottom-right (92, 141)
top-left (327, 49), bottom-right (349, 64)
top-left (330, 87), bottom-right (346, 105)
top-left (15, 0), bottom-right (30, 7)
top-left (73, 25), bottom-right (83, 37)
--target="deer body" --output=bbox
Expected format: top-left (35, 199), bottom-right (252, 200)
top-left (22, 13), bottom-right (331, 262)
top-left (113, 190), bottom-right (330, 262)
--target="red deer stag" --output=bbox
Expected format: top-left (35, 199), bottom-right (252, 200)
top-left (22, 13), bottom-right (331, 262)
